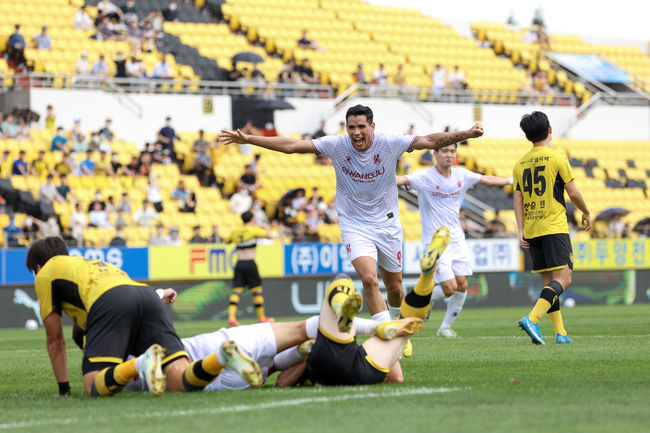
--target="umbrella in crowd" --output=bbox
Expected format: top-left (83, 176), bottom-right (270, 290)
top-left (594, 207), bottom-right (630, 222)
top-left (232, 51), bottom-right (265, 64)
top-left (632, 216), bottom-right (650, 234)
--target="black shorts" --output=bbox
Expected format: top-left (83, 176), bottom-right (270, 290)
top-left (82, 285), bottom-right (188, 374)
top-left (232, 259), bottom-right (261, 289)
top-left (300, 329), bottom-right (387, 386)
top-left (527, 233), bottom-right (573, 273)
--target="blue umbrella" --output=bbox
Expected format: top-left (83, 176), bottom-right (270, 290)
top-left (595, 207), bottom-right (630, 222)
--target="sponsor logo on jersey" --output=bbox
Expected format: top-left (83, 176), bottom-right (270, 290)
top-left (341, 165), bottom-right (385, 182)
top-left (374, 154), bottom-right (381, 164)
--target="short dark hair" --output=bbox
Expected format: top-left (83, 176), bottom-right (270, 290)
top-left (26, 236), bottom-right (68, 273)
top-left (345, 105), bottom-right (373, 124)
top-left (241, 211), bottom-right (254, 223)
top-left (520, 111), bottom-right (550, 143)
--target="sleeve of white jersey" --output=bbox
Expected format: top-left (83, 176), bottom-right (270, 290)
top-left (405, 168), bottom-right (427, 191)
top-left (391, 134), bottom-right (417, 155)
top-left (461, 167), bottom-right (483, 190)
top-left (311, 135), bottom-right (337, 157)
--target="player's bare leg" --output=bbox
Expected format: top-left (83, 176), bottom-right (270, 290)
top-left (270, 321), bottom-right (309, 353)
top-left (436, 275), bottom-right (468, 338)
top-left (379, 267), bottom-right (404, 319)
top-left (352, 256), bottom-right (386, 317)
top-left (164, 357), bottom-right (191, 392)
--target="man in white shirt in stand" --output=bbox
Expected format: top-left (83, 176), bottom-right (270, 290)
top-left (397, 142), bottom-right (512, 337)
top-left (220, 105), bottom-right (483, 359)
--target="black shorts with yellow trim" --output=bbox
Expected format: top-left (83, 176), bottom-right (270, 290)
top-left (300, 328), bottom-right (387, 386)
top-left (82, 284), bottom-right (187, 375)
top-left (527, 233), bottom-right (573, 274)
top-left (232, 259), bottom-right (262, 289)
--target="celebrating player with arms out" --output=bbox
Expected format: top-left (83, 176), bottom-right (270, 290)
top-left (220, 105), bottom-right (483, 359)
top-left (514, 111), bottom-right (591, 345)
top-left (397, 142), bottom-right (512, 337)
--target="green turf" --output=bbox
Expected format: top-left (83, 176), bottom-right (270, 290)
top-left (1, 305), bottom-right (649, 433)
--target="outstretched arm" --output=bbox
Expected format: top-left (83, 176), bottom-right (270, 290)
top-left (219, 129), bottom-right (315, 154)
top-left (396, 175), bottom-right (410, 187)
top-left (411, 123), bottom-right (484, 151)
top-left (479, 175), bottom-right (513, 187)
top-left (564, 180), bottom-right (591, 231)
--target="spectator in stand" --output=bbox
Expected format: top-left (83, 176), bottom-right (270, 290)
top-left (34, 214), bottom-right (62, 239)
top-left (459, 208), bottom-right (482, 238)
top-left (189, 225), bottom-right (207, 243)
top-left (297, 29), bottom-right (322, 51)
top-left (151, 141), bottom-right (171, 165)
top-left (7, 24), bottom-right (26, 67)
top-left (110, 152), bottom-right (123, 175)
top-left (21, 216), bottom-right (39, 243)
top-left (95, 150), bottom-right (114, 176)
top-left (157, 116), bottom-right (179, 161)
top-left (114, 52), bottom-right (127, 78)
top-left (432, 64), bottom-right (447, 99)
top-left (192, 129), bottom-right (209, 151)
top-left (304, 208), bottom-right (322, 238)
top-left (278, 58), bottom-right (299, 84)
top-left (148, 224), bottom-right (169, 246)
top-left (31, 150), bottom-right (51, 178)
top-left (447, 65), bottom-right (467, 90)
top-left (69, 202), bottom-right (87, 246)
top-left (172, 180), bottom-right (190, 209)
top-left (127, 55), bottom-right (147, 78)
top-left (419, 150), bottom-right (435, 166)
top-left (3, 214), bottom-right (23, 248)
top-left (12, 150), bottom-right (28, 176)
top-left (2, 114), bottom-right (18, 138)
top-left (99, 118), bottom-right (114, 141)
top-left (126, 21), bottom-right (143, 53)
top-left (352, 63), bottom-right (368, 84)
top-left (98, 16), bottom-right (123, 42)
top-left (168, 226), bottom-right (182, 246)
top-left (147, 176), bottom-right (164, 212)
top-left (296, 59), bottom-right (319, 84)
top-left (38, 174), bottom-right (62, 204)
top-left (163, 1), bottom-right (179, 22)
top-left (125, 155), bottom-right (140, 176)
top-left (393, 64), bottom-right (406, 86)
top-left (152, 54), bottom-right (173, 79)
top-left (113, 209), bottom-right (128, 231)
top-left (141, 19), bottom-right (158, 52)
top-left (45, 105), bottom-right (56, 132)
top-left (372, 63), bottom-right (388, 87)
top-left (32, 26), bottom-right (52, 50)
top-left (0, 150), bottom-right (11, 177)
top-left (109, 229), bottom-right (127, 246)
top-left (76, 51), bottom-right (90, 75)
top-left (121, 0), bottom-right (139, 23)
top-left (105, 195), bottom-right (117, 215)
top-left (133, 199), bottom-right (159, 227)
top-left (56, 174), bottom-right (75, 202)
top-left (229, 188), bottom-right (252, 214)
top-left (191, 144), bottom-right (213, 186)
top-left (118, 192), bottom-right (131, 215)
top-left (72, 130), bottom-right (89, 154)
top-left (313, 120), bottom-right (327, 139)
top-left (79, 150), bottom-right (96, 176)
top-left (90, 54), bottom-right (109, 77)
top-left (54, 151), bottom-right (76, 176)
top-left (97, 0), bottom-right (124, 22)
top-left (239, 163), bottom-right (260, 195)
top-left (260, 122), bottom-right (278, 137)
top-left (608, 214), bottom-right (625, 238)
top-left (208, 225), bottom-right (223, 243)
top-left (405, 124), bottom-right (416, 135)
top-left (73, 5), bottom-right (94, 31)
top-left (87, 190), bottom-right (106, 212)
top-left (181, 192), bottom-right (197, 213)
top-left (89, 201), bottom-right (110, 228)
top-left (250, 64), bottom-right (265, 84)
top-left (324, 199), bottom-right (338, 224)
top-left (485, 210), bottom-right (507, 237)
top-left (532, 72), bottom-right (552, 94)
top-left (16, 117), bottom-right (30, 140)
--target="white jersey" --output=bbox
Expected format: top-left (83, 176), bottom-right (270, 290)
top-left (312, 132), bottom-right (415, 228)
top-left (406, 166), bottom-right (482, 245)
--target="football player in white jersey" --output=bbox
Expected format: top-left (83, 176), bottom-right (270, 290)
top-left (220, 105), bottom-right (483, 347)
top-left (397, 142), bottom-right (512, 337)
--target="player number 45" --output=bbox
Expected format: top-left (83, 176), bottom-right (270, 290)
top-left (522, 166), bottom-right (546, 197)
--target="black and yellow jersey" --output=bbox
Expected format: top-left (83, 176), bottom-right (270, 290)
top-left (227, 225), bottom-right (267, 250)
top-left (35, 256), bottom-right (147, 330)
top-left (513, 146), bottom-right (575, 239)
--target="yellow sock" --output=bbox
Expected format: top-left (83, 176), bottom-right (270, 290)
top-left (113, 358), bottom-right (137, 385)
top-left (528, 298), bottom-right (552, 323)
top-left (548, 311), bottom-right (567, 335)
top-left (400, 272), bottom-right (434, 319)
top-left (228, 289), bottom-right (243, 321)
top-left (182, 354), bottom-right (224, 391)
top-left (325, 277), bottom-right (355, 315)
top-left (251, 286), bottom-right (266, 320)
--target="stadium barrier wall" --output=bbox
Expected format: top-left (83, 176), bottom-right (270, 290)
top-left (3, 269), bottom-right (647, 328)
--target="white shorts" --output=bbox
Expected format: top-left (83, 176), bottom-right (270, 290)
top-left (182, 322), bottom-right (276, 391)
top-left (341, 221), bottom-right (403, 273)
top-left (425, 239), bottom-right (472, 284)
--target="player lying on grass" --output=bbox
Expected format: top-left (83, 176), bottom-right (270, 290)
top-left (276, 227), bottom-right (451, 387)
top-left (27, 236), bottom-right (261, 397)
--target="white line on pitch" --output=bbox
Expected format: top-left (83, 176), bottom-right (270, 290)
top-left (413, 334), bottom-right (650, 340)
top-left (0, 387), bottom-right (462, 430)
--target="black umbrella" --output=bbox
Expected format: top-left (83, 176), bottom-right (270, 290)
top-left (595, 207), bottom-right (630, 222)
top-left (232, 51), bottom-right (264, 64)
top-left (279, 188), bottom-right (306, 204)
top-left (632, 217), bottom-right (650, 232)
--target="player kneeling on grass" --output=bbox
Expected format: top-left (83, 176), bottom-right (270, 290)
top-left (276, 227), bottom-right (450, 386)
top-left (27, 236), bottom-right (262, 397)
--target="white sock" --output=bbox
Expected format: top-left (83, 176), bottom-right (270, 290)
top-left (388, 304), bottom-right (401, 320)
top-left (135, 353), bottom-right (145, 373)
top-left (216, 348), bottom-right (227, 367)
top-left (305, 315), bottom-right (319, 339)
top-left (440, 290), bottom-right (467, 330)
top-left (353, 317), bottom-right (379, 335)
top-left (371, 310), bottom-right (391, 322)
top-left (273, 345), bottom-right (304, 370)
top-left (431, 285), bottom-right (446, 301)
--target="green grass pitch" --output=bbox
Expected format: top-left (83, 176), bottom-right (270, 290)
top-left (0, 305), bottom-right (648, 433)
